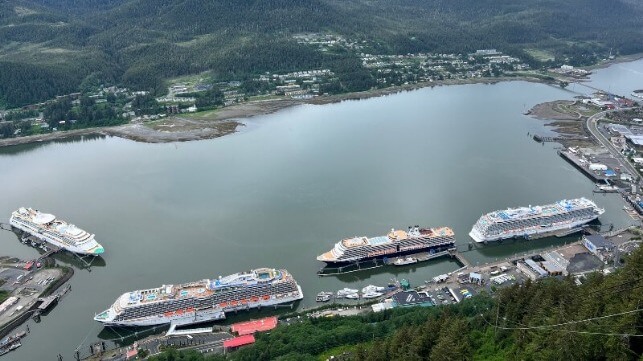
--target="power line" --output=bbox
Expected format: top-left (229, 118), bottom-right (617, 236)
top-left (555, 330), bottom-right (643, 337)
top-left (480, 309), bottom-right (643, 330)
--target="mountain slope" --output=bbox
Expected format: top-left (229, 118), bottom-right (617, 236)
top-left (0, 0), bottom-right (642, 108)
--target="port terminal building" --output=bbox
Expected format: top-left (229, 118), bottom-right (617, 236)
top-left (583, 235), bottom-right (616, 262)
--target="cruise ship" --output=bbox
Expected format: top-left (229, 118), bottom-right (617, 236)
top-left (9, 207), bottom-right (104, 255)
top-left (469, 198), bottom-right (604, 243)
top-left (94, 268), bottom-right (303, 327)
top-left (317, 226), bottom-right (456, 265)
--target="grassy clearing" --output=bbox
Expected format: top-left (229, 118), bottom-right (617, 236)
top-left (167, 72), bottom-right (212, 86)
top-left (0, 290), bottom-right (8, 303)
top-left (525, 48), bottom-right (555, 62)
top-left (179, 109), bottom-right (220, 120)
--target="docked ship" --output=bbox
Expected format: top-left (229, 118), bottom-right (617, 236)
top-left (94, 268), bottom-right (303, 327)
top-left (469, 198), bottom-right (604, 243)
top-left (9, 207), bottom-right (104, 255)
top-left (317, 226), bottom-right (456, 265)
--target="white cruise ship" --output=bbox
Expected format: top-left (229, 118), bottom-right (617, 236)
top-left (469, 198), bottom-right (604, 243)
top-left (94, 268), bottom-right (303, 327)
top-left (10, 207), bottom-right (104, 255)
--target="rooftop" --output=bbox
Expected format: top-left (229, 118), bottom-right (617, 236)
top-left (223, 334), bottom-right (255, 348)
top-left (584, 235), bottom-right (615, 249)
top-left (231, 317), bottom-right (278, 335)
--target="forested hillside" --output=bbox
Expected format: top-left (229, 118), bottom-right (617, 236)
top-left (1, 0), bottom-right (642, 108)
top-left (149, 247), bottom-right (643, 361)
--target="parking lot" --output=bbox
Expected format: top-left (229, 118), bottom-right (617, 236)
top-left (424, 287), bottom-right (457, 306)
top-left (0, 267), bottom-right (63, 327)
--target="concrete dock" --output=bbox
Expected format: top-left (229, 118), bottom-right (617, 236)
top-left (558, 149), bottom-right (607, 182)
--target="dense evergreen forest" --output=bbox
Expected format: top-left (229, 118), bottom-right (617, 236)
top-left (149, 247), bottom-right (643, 360)
top-left (1, 0), bottom-right (642, 108)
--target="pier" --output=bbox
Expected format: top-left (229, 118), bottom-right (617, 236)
top-left (533, 134), bottom-right (588, 143)
top-left (558, 149), bottom-right (607, 182)
top-left (36, 295), bottom-right (59, 311)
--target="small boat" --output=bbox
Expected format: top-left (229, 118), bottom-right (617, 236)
top-left (393, 257), bottom-right (418, 266)
top-left (336, 288), bottom-right (359, 297)
top-left (361, 291), bottom-right (383, 299)
top-left (361, 285), bottom-right (386, 293)
top-left (316, 292), bottom-right (333, 302)
top-left (344, 293), bottom-right (360, 299)
top-left (594, 184), bottom-right (619, 193)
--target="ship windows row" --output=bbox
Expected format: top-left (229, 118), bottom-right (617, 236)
top-left (116, 282), bottom-right (299, 320)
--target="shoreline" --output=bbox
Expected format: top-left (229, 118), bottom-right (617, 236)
top-left (0, 75), bottom-right (549, 149)
top-left (2, 54), bottom-right (642, 149)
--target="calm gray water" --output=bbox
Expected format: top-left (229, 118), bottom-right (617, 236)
top-left (1, 59), bottom-right (642, 360)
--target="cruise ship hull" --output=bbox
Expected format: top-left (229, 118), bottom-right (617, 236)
top-left (469, 216), bottom-right (598, 243)
top-left (320, 244), bottom-right (454, 266)
top-left (97, 290), bottom-right (302, 327)
top-left (95, 269), bottom-right (303, 328)
top-left (318, 226), bottom-right (456, 266)
top-left (9, 218), bottom-right (104, 255)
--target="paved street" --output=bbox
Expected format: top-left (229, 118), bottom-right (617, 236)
top-left (586, 109), bottom-right (639, 179)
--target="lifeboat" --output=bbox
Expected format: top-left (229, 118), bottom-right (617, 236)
top-left (219, 302), bottom-right (228, 307)
top-left (262, 295), bottom-right (270, 301)
top-left (175, 309), bottom-right (184, 315)
top-left (186, 307), bottom-right (195, 312)
top-left (164, 311), bottom-right (174, 317)
top-left (230, 300), bottom-right (238, 306)
top-left (250, 296), bottom-right (259, 302)
top-left (241, 299), bottom-right (248, 304)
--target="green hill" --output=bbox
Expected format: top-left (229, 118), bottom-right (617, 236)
top-left (1, 0), bottom-right (642, 108)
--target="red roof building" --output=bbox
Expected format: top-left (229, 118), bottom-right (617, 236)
top-left (231, 316), bottom-right (278, 335)
top-left (223, 334), bottom-right (255, 349)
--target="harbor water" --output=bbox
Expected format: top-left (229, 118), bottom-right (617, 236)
top-left (1, 58), bottom-right (643, 360)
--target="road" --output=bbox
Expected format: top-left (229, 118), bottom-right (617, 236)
top-left (586, 109), bottom-right (640, 180)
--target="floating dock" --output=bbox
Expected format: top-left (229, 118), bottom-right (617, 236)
top-left (36, 296), bottom-right (59, 311)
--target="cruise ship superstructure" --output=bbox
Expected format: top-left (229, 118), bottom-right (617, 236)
top-left (469, 198), bottom-right (604, 243)
top-left (317, 226), bottom-right (456, 265)
top-left (94, 268), bottom-right (303, 327)
top-left (10, 207), bottom-right (104, 255)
